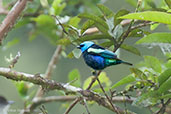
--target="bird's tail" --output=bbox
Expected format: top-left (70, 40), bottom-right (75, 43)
top-left (122, 61), bottom-right (133, 66)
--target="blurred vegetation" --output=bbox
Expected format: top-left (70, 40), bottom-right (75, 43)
top-left (0, 0), bottom-right (171, 114)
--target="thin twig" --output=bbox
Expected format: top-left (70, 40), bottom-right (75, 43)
top-left (96, 78), bottom-right (120, 114)
top-left (44, 46), bottom-right (62, 79)
top-left (51, 15), bottom-right (69, 35)
top-left (155, 98), bottom-right (171, 114)
top-left (64, 98), bottom-right (80, 114)
top-left (113, 0), bottom-right (142, 52)
top-left (83, 98), bottom-right (91, 114)
top-left (22, 96), bottom-right (76, 113)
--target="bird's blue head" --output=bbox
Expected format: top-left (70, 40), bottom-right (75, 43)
top-left (77, 41), bottom-right (94, 52)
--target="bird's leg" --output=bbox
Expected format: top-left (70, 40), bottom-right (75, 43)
top-left (92, 70), bottom-right (97, 76)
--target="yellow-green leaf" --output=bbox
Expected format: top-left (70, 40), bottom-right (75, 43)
top-left (165, 0), bottom-right (171, 9)
top-left (121, 44), bottom-right (141, 56)
top-left (111, 74), bottom-right (136, 89)
top-left (114, 9), bottom-right (129, 26)
top-left (119, 11), bottom-right (171, 25)
top-left (97, 4), bottom-right (115, 17)
top-left (81, 20), bottom-right (95, 35)
top-left (136, 33), bottom-right (171, 44)
top-left (144, 56), bottom-right (162, 73)
top-left (158, 68), bottom-right (171, 86)
top-left (78, 13), bottom-right (108, 29)
top-left (75, 34), bottom-right (112, 42)
top-left (157, 77), bottom-right (171, 94)
top-left (83, 72), bottom-right (111, 89)
top-left (68, 69), bottom-right (81, 87)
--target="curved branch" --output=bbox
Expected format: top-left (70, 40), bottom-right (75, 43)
top-left (34, 45), bottom-right (62, 98)
top-left (0, 0), bottom-right (28, 44)
top-left (0, 67), bottom-right (127, 114)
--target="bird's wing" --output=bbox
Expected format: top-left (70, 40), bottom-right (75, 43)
top-left (87, 46), bottom-right (117, 59)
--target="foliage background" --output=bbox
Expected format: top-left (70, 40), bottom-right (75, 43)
top-left (0, 0), bottom-right (170, 114)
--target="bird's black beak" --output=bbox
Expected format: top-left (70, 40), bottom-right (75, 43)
top-left (77, 45), bottom-right (81, 49)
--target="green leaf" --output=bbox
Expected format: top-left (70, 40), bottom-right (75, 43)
top-left (119, 11), bottom-right (171, 25)
top-left (159, 93), bottom-right (171, 99)
top-left (72, 48), bottom-right (82, 59)
top-left (49, 0), bottom-right (66, 15)
top-left (144, 56), bottom-right (162, 73)
top-left (32, 15), bottom-right (58, 43)
top-left (97, 4), bottom-right (115, 17)
top-left (33, 15), bottom-right (56, 28)
top-left (83, 76), bottom-right (96, 90)
top-left (56, 38), bottom-right (71, 46)
top-left (133, 91), bottom-right (159, 107)
top-left (95, 23), bottom-right (109, 35)
top-left (15, 18), bottom-right (30, 29)
top-left (158, 68), bottom-right (171, 86)
top-left (81, 20), bottom-right (95, 35)
top-left (150, 23), bottom-right (160, 31)
top-left (100, 41), bottom-right (113, 48)
top-left (136, 33), bottom-right (171, 44)
top-left (121, 44), bottom-right (141, 56)
top-left (15, 81), bottom-right (28, 98)
top-left (130, 68), bottom-right (147, 80)
top-left (69, 16), bottom-right (81, 28)
top-left (165, 0), bottom-right (171, 9)
top-left (67, 52), bottom-right (74, 58)
top-left (114, 9), bottom-right (129, 26)
top-left (3, 38), bottom-right (19, 50)
top-left (78, 13), bottom-right (108, 29)
top-left (126, 0), bottom-right (137, 7)
top-left (40, 0), bottom-right (49, 8)
top-left (111, 74), bottom-right (136, 89)
top-left (128, 29), bottom-right (144, 37)
top-left (145, 0), bottom-right (156, 9)
top-left (75, 34), bottom-right (112, 42)
top-left (68, 69), bottom-right (81, 87)
top-left (113, 24), bottom-right (123, 39)
top-left (98, 72), bottom-right (112, 87)
top-left (157, 77), bottom-right (171, 94)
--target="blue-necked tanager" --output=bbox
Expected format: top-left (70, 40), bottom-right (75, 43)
top-left (77, 41), bottom-right (132, 70)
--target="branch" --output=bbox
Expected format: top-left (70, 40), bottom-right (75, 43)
top-left (22, 95), bottom-right (135, 114)
top-left (0, 0), bottom-right (29, 45)
top-left (113, 21), bottom-right (154, 52)
top-left (155, 98), bottom-right (171, 114)
top-left (83, 98), bottom-right (91, 114)
top-left (0, 67), bottom-right (127, 114)
top-left (64, 98), bottom-right (80, 114)
top-left (97, 78), bottom-right (120, 114)
top-left (22, 96), bottom-right (76, 113)
top-left (34, 45), bottom-right (62, 98)
top-left (86, 71), bottom-right (102, 90)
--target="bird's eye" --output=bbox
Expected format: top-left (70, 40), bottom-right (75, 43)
top-left (80, 44), bottom-right (84, 47)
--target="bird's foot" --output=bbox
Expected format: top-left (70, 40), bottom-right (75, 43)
top-left (92, 70), bottom-right (97, 76)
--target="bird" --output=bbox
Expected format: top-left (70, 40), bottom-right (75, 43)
top-left (0, 96), bottom-right (14, 114)
top-left (77, 41), bottom-right (132, 70)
